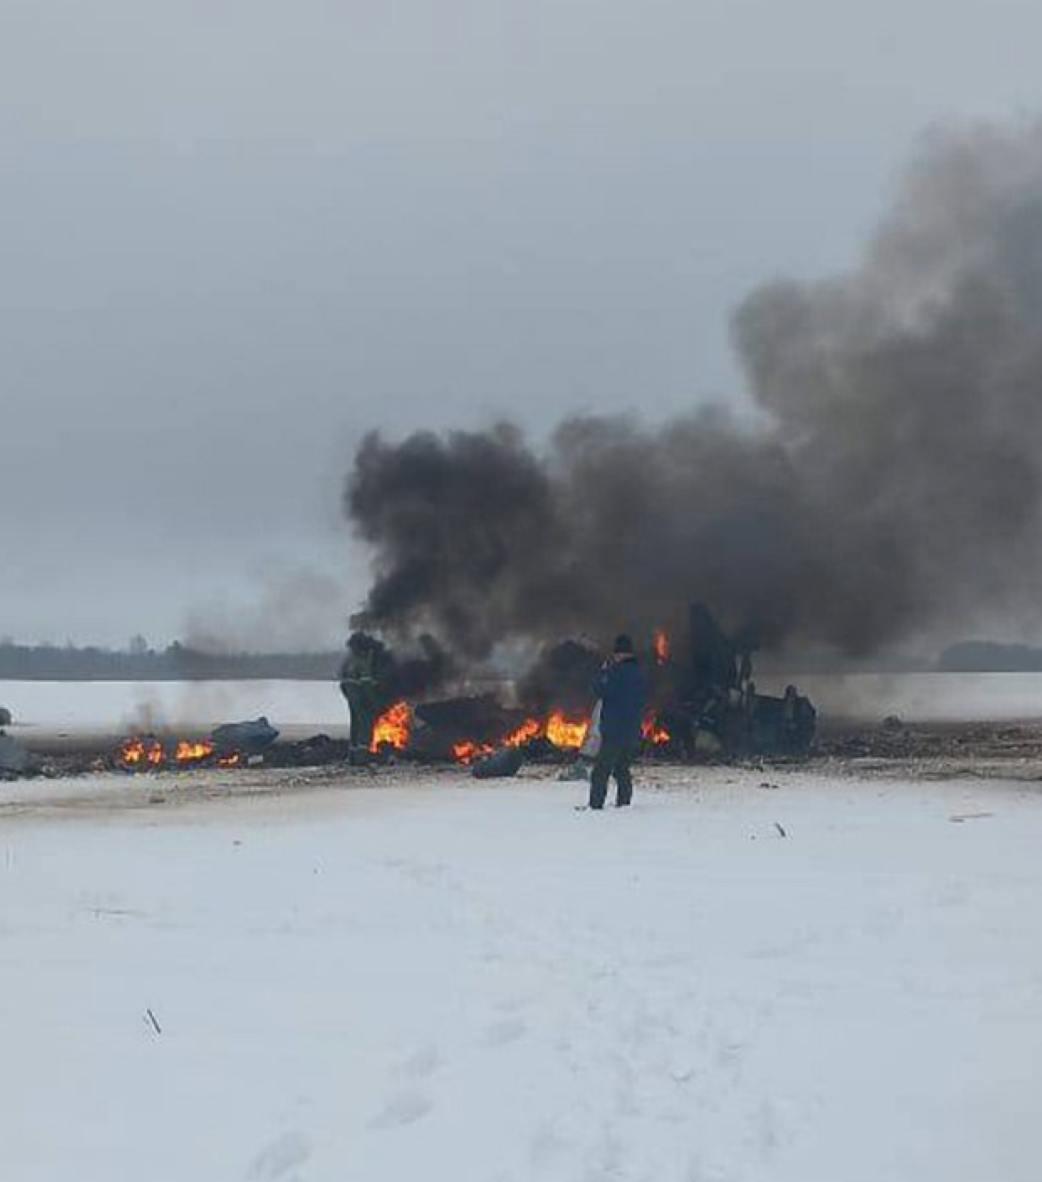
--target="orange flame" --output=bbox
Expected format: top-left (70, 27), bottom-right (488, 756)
top-left (116, 735), bottom-right (249, 771)
top-left (545, 711), bottom-right (590, 750)
top-left (641, 712), bottom-right (671, 746)
top-left (452, 739), bottom-right (495, 765)
top-left (653, 628), bottom-right (670, 664)
top-left (118, 737), bottom-right (165, 769)
top-left (370, 700), bottom-right (412, 752)
top-left (504, 718), bottom-right (542, 747)
top-left (454, 716), bottom-right (539, 764)
top-left (455, 711), bottom-right (589, 762)
top-left (174, 739), bottom-right (215, 764)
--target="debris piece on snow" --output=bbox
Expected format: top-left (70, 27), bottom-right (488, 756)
top-left (558, 759), bottom-right (591, 782)
top-left (694, 728), bottom-right (723, 755)
top-left (211, 717), bottom-right (279, 754)
top-left (471, 746), bottom-right (524, 780)
top-left (949, 812), bottom-right (994, 823)
top-left (0, 732), bottom-right (32, 776)
top-left (774, 821), bottom-right (787, 837)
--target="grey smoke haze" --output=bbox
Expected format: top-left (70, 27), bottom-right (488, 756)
top-left (181, 565), bottom-right (345, 654)
top-left (347, 122), bottom-right (1042, 659)
top-left (3, 3), bottom-right (1042, 646)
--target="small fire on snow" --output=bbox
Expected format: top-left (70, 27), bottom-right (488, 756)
top-left (451, 712), bottom-right (587, 765)
top-left (452, 717), bottom-right (552, 765)
top-left (504, 718), bottom-right (542, 747)
top-left (370, 701), bottom-right (413, 752)
top-left (116, 737), bottom-right (246, 771)
top-left (642, 713), bottom-right (671, 746)
top-left (544, 711), bottom-right (590, 750)
top-left (174, 739), bottom-right (214, 764)
top-left (452, 739), bottom-right (495, 765)
top-left (653, 628), bottom-right (670, 664)
top-left (117, 737), bottom-right (165, 769)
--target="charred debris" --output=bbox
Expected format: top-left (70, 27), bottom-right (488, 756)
top-left (338, 603), bottom-right (817, 773)
top-left (2, 607), bottom-right (816, 783)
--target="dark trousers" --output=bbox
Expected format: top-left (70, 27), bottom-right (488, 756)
top-left (343, 694), bottom-right (375, 751)
top-left (589, 741), bottom-right (636, 809)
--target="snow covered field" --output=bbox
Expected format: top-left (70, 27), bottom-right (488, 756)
top-left (5, 671), bottom-right (1042, 738)
top-left (0, 678), bottom-right (349, 734)
top-left (3, 766), bottom-right (1041, 1181)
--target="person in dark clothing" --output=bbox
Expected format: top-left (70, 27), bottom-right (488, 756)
top-left (589, 634), bottom-right (649, 809)
top-left (339, 632), bottom-right (389, 752)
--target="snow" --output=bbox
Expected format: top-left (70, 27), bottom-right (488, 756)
top-left (3, 766), bottom-right (1042, 1181)
top-left (0, 678), bottom-right (348, 733)
top-left (773, 670), bottom-right (1042, 722)
top-left (5, 671), bottom-right (1042, 739)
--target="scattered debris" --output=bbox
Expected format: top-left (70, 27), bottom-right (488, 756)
top-left (0, 732), bottom-right (33, 778)
top-left (211, 717), bottom-right (279, 755)
top-left (0, 706), bottom-right (12, 726)
top-left (693, 729), bottom-right (724, 755)
top-left (115, 736), bottom-right (170, 772)
top-left (949, 812), bottom-right (994, 823)
top-left (558, 761), bottom-right (591, 782)
top-left (759, 780), bottom-right (779, 790)
top-left (471, 746), bottom-right (525, 780)
top-left (337, 604), bottom-right (817, 767)
top-left (774, 821), bottom-right (788, 837)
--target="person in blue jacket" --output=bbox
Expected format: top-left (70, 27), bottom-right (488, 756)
top-left (589, 633), bottom-right (648, 809)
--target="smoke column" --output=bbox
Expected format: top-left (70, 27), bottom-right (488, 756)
top-left (346, 120), bottom-right (1042, 660)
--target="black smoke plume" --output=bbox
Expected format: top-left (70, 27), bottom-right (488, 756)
top-left (517, 640), bottom-right (603, 716)
top-left (346, 120), bottom-right (1042, 660)
top-left (340, 631), bottom-right (455, 702)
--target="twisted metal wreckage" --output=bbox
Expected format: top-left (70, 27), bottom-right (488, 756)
top-left (339, 603), bottom-right (816, 774)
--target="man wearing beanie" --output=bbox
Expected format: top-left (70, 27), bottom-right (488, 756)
top-left (588, 633), bottom-right (648, 809)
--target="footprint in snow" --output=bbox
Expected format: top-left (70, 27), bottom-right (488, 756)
top-left (246, 1130), bottom-right (311, 1180)
top-left (368, 1090), bottom-right (433, 1130)
top-left (528, 1122), bottom-right (568, 1170)
top-left (397, 1043), bottom-right (440, 1079)
top-left (482, 1017), bottom-right (527, 1046)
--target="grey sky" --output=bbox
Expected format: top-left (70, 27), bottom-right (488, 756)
top-left (2, 0), bottom-right (1041, 648)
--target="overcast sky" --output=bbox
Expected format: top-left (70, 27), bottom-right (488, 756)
top-left (3, 0), bottom-right (1042, 648)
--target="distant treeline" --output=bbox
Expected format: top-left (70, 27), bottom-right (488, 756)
top-left (938, 641), bottom-right (1042, 672)
top-left (4, 638), bottom-right (1041, 681)
top-left (0, 641), bottom-right (343, 681)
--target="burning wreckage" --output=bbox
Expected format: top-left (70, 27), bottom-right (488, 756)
top-left (339, 604), bottom-right (816, 774)
top-left (112, 717), bottom-right (280, 774)
top-left (3, 609), bottom-right (813, 783)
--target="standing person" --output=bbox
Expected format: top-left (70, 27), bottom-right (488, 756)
top-left (589, 634), bottom-right (648, 809)
top-left (339, 632), bottom-right (385, 753)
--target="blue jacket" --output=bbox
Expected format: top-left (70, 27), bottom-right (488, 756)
top-left (593, 656), bottom-right (648, 746)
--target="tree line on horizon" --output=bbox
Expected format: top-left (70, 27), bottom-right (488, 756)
top-left (0, 639), bottom-right (343, 681)
top-left (2, 636), bottom-right (1042, 680)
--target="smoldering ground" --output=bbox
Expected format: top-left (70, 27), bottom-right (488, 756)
top-left (346, 120), bottom-right (1042, 662)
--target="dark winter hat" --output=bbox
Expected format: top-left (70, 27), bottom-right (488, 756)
top-left (613, 633), bottom-right (635, 654)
